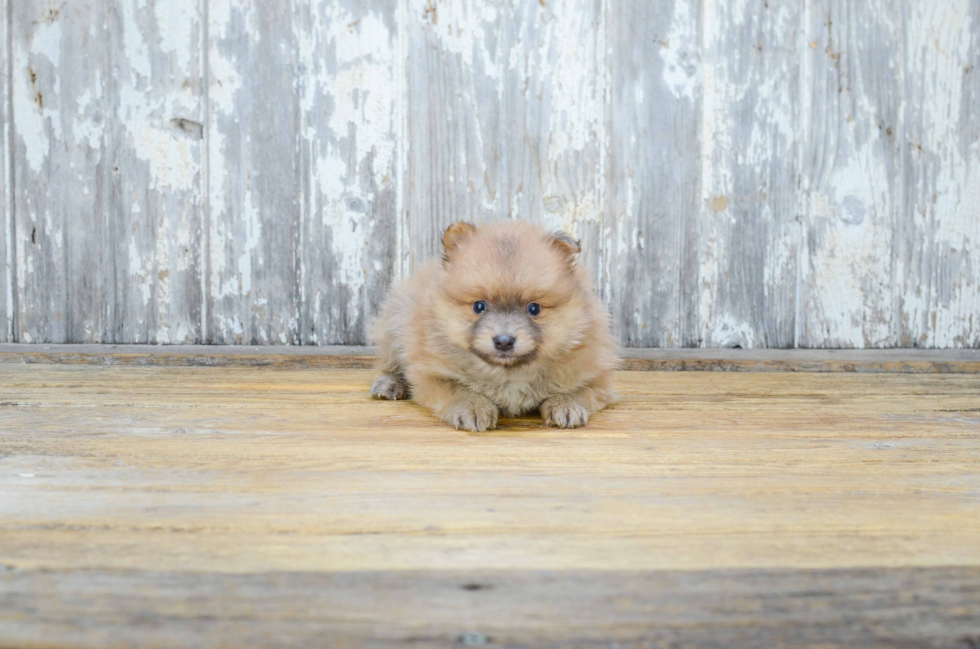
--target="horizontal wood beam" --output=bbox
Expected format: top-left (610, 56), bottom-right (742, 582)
top-left (3, 567), bottom-right (978, 648)
top-left (0, 344), bottom-right (979, 372)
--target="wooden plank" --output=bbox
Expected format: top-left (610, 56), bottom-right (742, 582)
top-left (604, 0), bottom-right (701, 347)
top-left (697, 0), bottom-right (802, 348)
top-left (10, 0), bottom-right (202, 345)
top-left (1, 366), bottom-right (978, 573)
top-left (297, 0), bottom-right (398, 345)
top-left (619, 347), bottom-right (980, 372)
top-left (899, 1), bottom-right (980, 348)
top-left (3, 0), bottom-right (980, 351)
top-left (404, 0), bottom-right (605, 282)
top-left (1, 0), bottom-right (9, 342)
top-left (2, 567), bottom-right (978, 648)
top-left (0, 365), bottom-right (978, 645)
top-left (207, 0), bottom-right (302, 344)
top-left (11, 0), bottom-right (110, 343)
top-left (799, 0), bottom-right (903, 347)
top-left (0, 344), bottom-right (380, 368)
top-left (2, 344), bottom-right (980, 372)
top-left (106, 0), bottom-right (205, 344)
top-left (0, 365), bottom-right (980, 647)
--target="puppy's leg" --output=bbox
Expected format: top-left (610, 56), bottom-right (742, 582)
top-left (370, 345), bottom-right (409, 400)
top-left (370, 315), bottom-right (410, 400)
top-left (370, 373), bottom-right (407, 400)
top-left (413, 375), bottom-right (499, 432)
top-left (540, 374), bottom-right (617, 429)
top-left (370, 343), bottom-right (408, 400)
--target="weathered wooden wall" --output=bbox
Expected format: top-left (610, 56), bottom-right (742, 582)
top-left (2, 0), bottom-right (978, 347)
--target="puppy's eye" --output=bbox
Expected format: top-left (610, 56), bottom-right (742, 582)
top-left (526, 303), bottom-right (541, 316)
top-left (473, 301), bottom-right (488, 315)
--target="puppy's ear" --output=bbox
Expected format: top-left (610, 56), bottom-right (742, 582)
top-left (442, 222), bottom-right (478, 259)
top-left (548, 231), bottom-right (582, 259)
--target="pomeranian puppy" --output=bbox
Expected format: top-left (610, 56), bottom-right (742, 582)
top-left (370, 220), bottom-right (617, 431)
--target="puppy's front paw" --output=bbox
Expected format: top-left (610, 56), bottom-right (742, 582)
top-left (444, 398), bottom-right (499, 432)
top-left (541, 395), bottom-right (591, 429)
top-left (371, 374), bottom-right (408, 400)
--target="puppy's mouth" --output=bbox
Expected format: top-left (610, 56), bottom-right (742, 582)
top-left (470, 347), bottom-right (538, 368)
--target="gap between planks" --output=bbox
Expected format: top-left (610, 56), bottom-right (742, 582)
top-left (0, 344), bottom-right (979, 372)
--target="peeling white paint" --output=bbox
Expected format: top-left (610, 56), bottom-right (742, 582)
top-left (72, 87), bottom-right (103, 150)
top-left (118, 2), bottom-right (198, 192)
top-left (900, 0), bottom-right (980, 347)
top-left (31, 18), bottom-right (62, 69)
top-left (697, 0), bottom-right (729, 344)
top-left (13, 53), bottom-right (50, 174)
top-left (661, 0), bottom-right (699, 100)
top-left (323, 15), bottom-right (395, 190)
top-left (207, 1), bottom-right (247, 340)
top-left (711, 314), bottom-right (758, 349)
top-left (129, 243), bottom-right (152, 307)
top-left (2, 0), bottom-right (11, 340)
top-left (153, 224), bottom-right (172, 337)
top-left (208, 1), bottom-right (247, 115)
top-left (127, 115), bottom-right (198, 192)
top-left (122, 1), bottom-right (152, 80)
top-left (238, 190), bottom-right (261, 298)
top-left (420, 0), bottom-right (502, 84)
top-left (394, 0), bottom-right (411, 279)
top-left (298, 2), bottom-right (398, 340)
top-left (154, 0), bottom-right (195, 73)
top-left (7, 0), bottom-right (980, 348)
top-left (541, 2), bottom-right (602, 162)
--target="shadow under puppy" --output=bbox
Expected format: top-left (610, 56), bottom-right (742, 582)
top-left (371, 221), bottom-right (618, 431)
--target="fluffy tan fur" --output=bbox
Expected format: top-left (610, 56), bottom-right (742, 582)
top-left (370, 221), bottom-right (618, 431)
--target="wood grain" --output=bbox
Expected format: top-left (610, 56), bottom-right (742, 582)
top-left (207, 0), bottom-right (400, 346)
top-left (106, 0), bottom-right (205, 344)
top-left (1, 366), bottom-right (978, 572)
top-left (1, 0), bottom-right (9, 342)
top-left (12, 0), bottom-right (110, 343)
top-left (0, 364), bottom-right (978, 645)
top-left (5, 0), bottom-right (980, 349)
top-left (604, 0), bottom-right (701, 347)
top-left (10, 0), bottom-right (204, 345)
top-left (3, 344), bottom-right (980, 373)
top-left (297, 0), bottom-right (399, 345)
top-left (698, 0), bottom-right (802, 349)
top-left (899, 0), bottom-right (980, 348)
top-left (207, 0), bottom-right (302, 345)
top-left (799, 0), bottom-right (903, 348)
top-left (404, 0), bottom-right (605, 284)
top-left (2, 567), bottom-right (978, 648)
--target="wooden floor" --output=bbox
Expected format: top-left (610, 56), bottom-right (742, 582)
top-left (1, 352), bottom-right (979, 647)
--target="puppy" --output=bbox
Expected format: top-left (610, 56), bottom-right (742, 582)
top-left (370, 221), bottom-right (618, 431)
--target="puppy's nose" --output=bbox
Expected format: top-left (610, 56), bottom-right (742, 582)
top-left (493, 334), bottom-right (516, 352)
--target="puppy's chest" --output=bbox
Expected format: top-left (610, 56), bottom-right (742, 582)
top-left (465, 374), bottom-right (554, 416)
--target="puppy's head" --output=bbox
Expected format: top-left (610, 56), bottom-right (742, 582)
top-left (435, 221), bottom-right (591, 367)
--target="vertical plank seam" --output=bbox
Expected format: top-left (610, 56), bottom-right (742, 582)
top-left (794, 0), bottom-right (809, 349)
top-left (64, 0), bottom-right (84, 344)
top-left (596, 0), bottom-right (607, 337)
top-left (673, 0), bottom-right (690, 348)
top-left (597, 0), bottom-right (610, 341)
top-left (395, 0), bottom-right (409, 281)
top-left (696, 0), bottom-right (709, 348)
top-left (296, 0), bottom-right (307, 345)
top-left (894, 1), bottom-right (909, 347)
top-left (686, 0), bottom-right (705, 348)
top-left (200, 0), bottom-right (210, 344)
top-left (104, 0), bottom-right (115, 343)
top-left (3, 0), bottom-right (14, 341)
